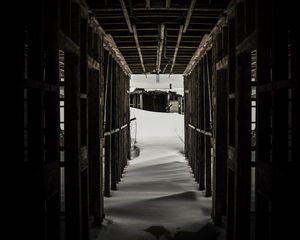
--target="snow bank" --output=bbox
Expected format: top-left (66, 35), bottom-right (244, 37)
top-left (93, 108), bottom-right (219, 240)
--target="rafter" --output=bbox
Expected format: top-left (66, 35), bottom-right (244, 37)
top-left (119, 0), bottom-right (133, 33)
top-left (156, 24), bottom-right (165, 73)
top-left (132, 25), bottom-right (146, 73)
top-left (170, 25), bottom-right (184, 74)
top-left (183, 0), bottom-right (197, 33)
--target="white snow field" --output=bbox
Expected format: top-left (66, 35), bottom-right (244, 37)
top-left (93, 108), bottom-right (222, 240)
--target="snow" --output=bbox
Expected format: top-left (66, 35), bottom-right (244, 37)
top-left (93, 108), bottom-right (221, 240)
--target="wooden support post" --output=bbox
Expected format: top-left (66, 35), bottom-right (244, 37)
top-left (111, 60), bottom-right (118, 191)
top-left (255, 0), bottom-right (272, 239)
top-left (79, 16), bottom-right (90, 240)
top-left (198, 62), bottom-right (205, 190)
top-left (184, 76), bottom-right (189, 158)
top-left (213, 69), bottom-right (227, 227)
top-left (88, 69), bottom-right (101, 225)
top-left (203, 57), bottom-right (212, 197)
top-left (65, 52), bottom-right (82, 240)
top-left (44, 1), bottom-right (60, 239)
top-left (234, 52), bottom-right (251, 240)
top-left (99, 35), bottom-right (105, 218)
top-left (104, 53), bottom-right (112, 197)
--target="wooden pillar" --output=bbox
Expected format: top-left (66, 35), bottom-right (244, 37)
top-left (99, 35), bottom-right (105, 217)
top-left (44, 1), bottom-right (60, 239)
top-left (88, 69), bottom-right (101, 225)
top-left (213, 69), bottom-right (228, 227)
top-left (25, 1), bottom-right (46, 238)
top-left (184, 76), bottom-right (189, 158)
top-left (234, 52), bottom-right (251, 240)
top-left (65, 52), bottom-right (82, 240)
top-left (255, 0), bottom-right (272, 239)
top-left (79, 16), bottom-right (90, 240)
top-left (203, 56), bottom-right (212, 197)
top-left (210, 23), bottom-right (229, 227)
top-left (104, 53), bottom-right (112, 197)
top-left (198, 62), bottom-right (205, 190)
top-left (111, 60), bottom-right (118, 191)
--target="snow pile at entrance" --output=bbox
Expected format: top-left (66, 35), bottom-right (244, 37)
top-left (94, 108), bottom-right (221, 240)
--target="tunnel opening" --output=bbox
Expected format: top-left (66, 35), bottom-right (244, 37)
top-left (17, 1), bottom-right (298, 240)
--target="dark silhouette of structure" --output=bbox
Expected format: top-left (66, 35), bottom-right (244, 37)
top-left (12, 0), bottom-right (298, 240)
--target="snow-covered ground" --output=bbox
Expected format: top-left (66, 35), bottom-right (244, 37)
top-left (93, 108), bottom-right (222, 240)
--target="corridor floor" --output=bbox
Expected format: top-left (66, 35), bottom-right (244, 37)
top-left (94, 109), bottom-right (222, 240)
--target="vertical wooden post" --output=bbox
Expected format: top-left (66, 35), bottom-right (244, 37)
top-left (184, 76), bottom-right (189, 158)
top-left (213, 69), bottom-right (228, 227)
top-left (104, 53), bottom-right (112, 197)
top-left (255, 0), bottom-right (272, 239)
top-left (44, 1), bottom-right (60, 239)
top-left (203, 56), bottom-right (212, 197)
top-left (26, 1), bottom-right (45, 238)
top-left (65, 52), bottom-right (82, 240)
top-left (234, 52), bottom-right (251, 240)
top-left (111, 60), bottom-right (118, 191)
top-left (198, 62), bottom-right (205, 190)
top-left (88, 69), bottom-right (101, 225)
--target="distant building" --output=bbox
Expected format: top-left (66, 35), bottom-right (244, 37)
top-left (168, 91), bottom-right (183, 114)
top-left (130, 88), bottom-right (183, 114)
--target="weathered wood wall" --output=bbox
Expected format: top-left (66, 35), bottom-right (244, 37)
top-left (184, 0), bottom-right (297, 239)
top-left (21, 1), bottom-right (131, 239)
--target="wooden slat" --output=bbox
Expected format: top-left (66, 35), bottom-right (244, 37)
top-left (234, 52), bottom-right (251, 240)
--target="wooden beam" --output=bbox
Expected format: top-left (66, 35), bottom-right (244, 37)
top-left (93, 7), bottom-right (223, 12)
top-left (145, 0), bottom-right (150, 8)
top-left (156, 24), bottom-right (165, 73)
top-left (88, 69), bottom-right (101, 224)
top-left (183, 34), bottom-right (211, 75)
top-left (65, 52), bottom-right (82, 240)
top-left (132, 25), bottom-right (146, 73)
top-left (169, 25), bottom-right (183, 74)
top-left (166, 0), bottom-right (171, 8)
top-left (183, 0), bottom-right (197, 33)
top-left (104, 53), bottom-right (112, 197)
top-left (234, 52), bottom-right (251, 240)
top-left (119, 0), bottom-right (133, 33)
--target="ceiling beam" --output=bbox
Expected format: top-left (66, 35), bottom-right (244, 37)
top-left (119, 0), bottom-right (133, 33)
top-left (169, 25), bottom-right (184, 74)
top-left (166, 0), bottom-right (171, 8)
top-left (183, 0), bottom-right (197, 33)
top-left (93, 8), bottom-right (223, 12)
top-left (145, 0), bottom-right (150, 8)
top-left (156, 24), bottom-right (165, 73)
top-left (132, 25), bottom-right (146, 73)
